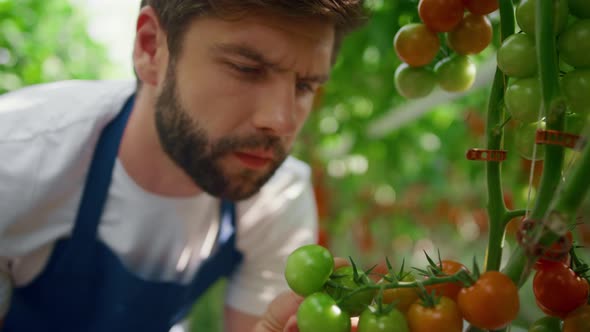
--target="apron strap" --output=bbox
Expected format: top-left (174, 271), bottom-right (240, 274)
top-left (66, 95), bottom-right (135, 268)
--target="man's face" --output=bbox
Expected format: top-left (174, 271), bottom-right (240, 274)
top-left (154, 12), bottom-right (334, 200)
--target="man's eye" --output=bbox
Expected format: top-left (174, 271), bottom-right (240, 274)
top-left (230, 63), bottom-right (263, 76)
top-left (296, 82), bottom-right (314, 94)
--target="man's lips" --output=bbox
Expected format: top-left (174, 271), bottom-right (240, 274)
top-left (233, 151), bottom-right (274, 169)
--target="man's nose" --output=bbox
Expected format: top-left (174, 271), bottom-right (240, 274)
top-left (251, 82), bottom-right (298, 137)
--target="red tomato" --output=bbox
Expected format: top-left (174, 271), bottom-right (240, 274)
top-left (533, 262), bottom-right (589, 318)
top-left (448, 13), bottom-right (493, 55)
top-left (534, 231), bottom-right (573, 268)
top-left (393, 23), bottom-right (440, 67)
top-left (457, 271), bottom-right (520, 330)
top-left (425, 260), bottom-right (468, 301)
top-left (407, 297), bottom-right (463, 332)
top-left (381, 273), bottom-right (419, 313)
top-left (419, 0), bottom-right (465, 32)
top-left (462, 0), bottom-right (498, 15)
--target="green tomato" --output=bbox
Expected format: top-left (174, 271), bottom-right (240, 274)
top-left (568, 0), bottom-right (590, 18)
top-left (297, 292), bottom-right (351, 332)
top-left (434, 55), bottom-right (477, 93)
top-left (558, 20), bottom-right (590, 68)
top-left (562, 69), bottom-right (590, 117)
top-left (514, 121), bottom-right (546, 161)
top-left (325, 266), bottom-right (376, 317)
top-left (505, 77), bottom-right (542, 123)
top-left (394, 63), bottom-right (437, 99)
top-left (357, 307), bottom-right (410, 332)
top-left (528, 316), bottom-right (562, 331)
top-left (565, 112), bottom-right (589, 135)
top-left (285, 244), bottom-right (334, 296)
top-left (497, 33), bottom-right (537, 78)
top-left (516, 0), bottom-right (569, 36)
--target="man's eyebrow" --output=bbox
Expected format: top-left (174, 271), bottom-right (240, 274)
top-left (212, 43), bottom-right (284, 70)
top-left (212, 42), bottom-right (330, 84)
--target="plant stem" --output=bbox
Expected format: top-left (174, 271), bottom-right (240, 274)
top-left (483, 0), bottom-right (515, 273)
top-left (502, 0), bottom-right (566, 286)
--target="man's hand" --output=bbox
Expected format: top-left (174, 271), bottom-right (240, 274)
top-left (253, 257), bottom-right (350, 332)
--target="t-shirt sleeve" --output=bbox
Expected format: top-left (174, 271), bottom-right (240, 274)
top-left (224, 166), bottom-right (318, 316)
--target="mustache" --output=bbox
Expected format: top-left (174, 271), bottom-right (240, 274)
top-left (211, 134), bottom-right (286, 157)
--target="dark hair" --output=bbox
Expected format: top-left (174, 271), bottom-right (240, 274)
top-left (138, 0), bottom-right (367, 62)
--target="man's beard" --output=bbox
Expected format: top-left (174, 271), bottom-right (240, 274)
top-left (154, 68), bottom-right (288, 200)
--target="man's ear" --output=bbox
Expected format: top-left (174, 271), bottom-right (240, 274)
top-left (133, 6), bottom-right (168, 87)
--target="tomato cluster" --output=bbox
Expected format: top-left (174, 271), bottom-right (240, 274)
top-left (285, 245), bottom-right (524, 331)
top-left (393, 0), bottom-right (497, 99)
top-left (499, 0), bottom-right (590, 160)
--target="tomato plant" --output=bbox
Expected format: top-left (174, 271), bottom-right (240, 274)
top-left (394, 64), bottom-right (436, 99)
top-left (457, 271), bottom-right (520, 330)
top-left (424, 260), bottom-right (468, 301)
top-left (325, 266), bottom-right (376, 316)
top-left (447, 13), bottom-right (493, 55)
top-left (407, 296), bottom-right (463, 332)
top-left (515, 0), bottom-right (569, 36)
top-left (434, 55), bottom-right (477, 92)
top-left (357, 307), bottom-right (409, 332)
top-left (418, 0), bottom-right (464, 32)
top-left (462, 0), bottom-right (498, 15)
top-left (568, 0), bottom-right (590, 18)
top-left (497, 33), bottom-right (538, 78)
top-left (558, 20), bottom-right (590, 69)
top-left (393, 23), bottom-right (440, 67)
top-left (297, 292), bottom-right (351, 332)
top-left (562, 69), bottom-right (590, 117)
top-left (505, 77), bottom-right (542, 123)
top-left (527, 316), bottom-right (562, 332)
top-left (533, 262), bottom-right (589, 318)
top-left (513, 120), bottom-right (546, 160)
top-left (285, 244), bottom-right (334, 296)
top-left (563, 305), bottom-right (590, 332)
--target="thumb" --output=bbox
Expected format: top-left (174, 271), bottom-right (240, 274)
top-left (253, 291), bottom-right (303, 332)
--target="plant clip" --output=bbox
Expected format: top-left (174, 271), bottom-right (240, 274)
top-left (465, 148), bottom-right (507, 162)
top-left (535, 129), bottom-right (586, 150)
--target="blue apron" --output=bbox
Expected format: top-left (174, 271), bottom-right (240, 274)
top-left (4, 96), bottom-right (243, 332)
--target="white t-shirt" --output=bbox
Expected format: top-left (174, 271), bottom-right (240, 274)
top-left (0, 80), bottom-right (318, 317)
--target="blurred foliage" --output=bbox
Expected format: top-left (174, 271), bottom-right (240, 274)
top-left (3, 0), bottom-right (590, 330)
top-left (0, 0), bottom-right (109, 93)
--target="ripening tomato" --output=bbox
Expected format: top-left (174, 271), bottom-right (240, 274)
top-left (457, 271), bottom-right (520, 330)
top-left (447, 14), bottom-right (493, 55)
top-left (568, 0), bottom-right (590, 18)
top-left (534, 231), bottom-right (574, 269)
top-left (419, 0), bottom-right (465, 32)
top-left (463, 0), bottom-right (498, 15)
top-left (394, 23), bottom-right (440, 67)
top-left (558, 20), bottom-right (590, 69)
top-left (516, 0), bottom-right (570, 36)
top-left (357, 307), bottom-right (410, 332)
top-left (325, 266), bottom-right (376, 317)
top-left (381, 273), bottom-right (419, 313)
top-left (285, 244), bottom-right (334, 296)
top-left (505, 77), bottom-right (542, 123)
top-left (533, 262), bottom-right (589, 318)
top-left (434, 55), bottom-right (477, 92)
top-left (563, 305), bottom-right (590, 332)
top-left (407, 296), bottom-right (463, 332)
top-left (394, 64), bottom-right (437, 99)
top-left (497, 33), bottom-right (538, 78)
top-left (562, 69), bottom-right (590, 117)
top-left (425, 260), bottom-right (468, 301)
top-left (297, 292), bottom-right (351, 332)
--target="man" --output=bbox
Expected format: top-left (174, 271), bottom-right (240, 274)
top-left (0, 1), bottom-right (365, 331)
